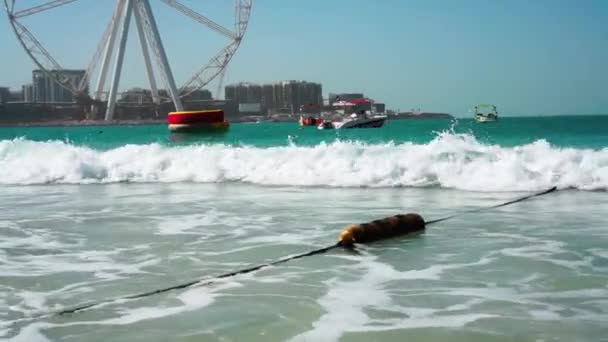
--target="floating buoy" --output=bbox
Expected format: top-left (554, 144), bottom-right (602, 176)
top-left (338, 213), bottom-right (425, 247)
top-left (299, 115), bottom-right (322, 126)
top-left (167, 109), bottom-right (229, 132)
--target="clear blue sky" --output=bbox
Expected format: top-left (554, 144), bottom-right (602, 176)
top-left (1, 0), bottom-right (607, 116)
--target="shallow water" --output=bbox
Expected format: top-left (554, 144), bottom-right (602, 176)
top-left (1, 117), bottom-right (607, 341)
top-left (1, 184), bottom-right (607, 341)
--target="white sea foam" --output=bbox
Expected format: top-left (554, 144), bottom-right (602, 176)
top-left (0, 322), bottom-right (51, 342)
top-left (1, 134), bottom-right (607, 191)
top-left (95, 285), bottom-right (219, 325)
top-left (0, 248), bottom-right (160, 278)
top-left (290, 255), bottom-right (497, 342)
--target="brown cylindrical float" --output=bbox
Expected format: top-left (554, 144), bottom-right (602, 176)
top-left (338, 213), bottom-right (425, 247)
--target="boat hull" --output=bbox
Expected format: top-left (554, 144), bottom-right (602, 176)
top-left (474, 115), bottom-right (497, 123)
top-left (168, 122), bottom-right (229, 132)
top-left (318, 116), bottom-right (387, 130)
top-left (338, 117), bottom-right (386, 129)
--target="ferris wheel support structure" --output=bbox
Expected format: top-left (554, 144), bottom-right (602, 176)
top-left (105, 0), bottom-right (134, 120)
top-left (104, 0), bottom-right (182, 120)
top-left (93, 0), bottom-right (124, 103)
top-left (138, 0), bottom-right (182, 112)
top-left (5, 0), bottom-right (252, 121)
top-left (133, 3), bottom-right (159, 105)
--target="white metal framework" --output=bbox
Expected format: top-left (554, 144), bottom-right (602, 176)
top-left (4, 0), bottom-right (253, 120)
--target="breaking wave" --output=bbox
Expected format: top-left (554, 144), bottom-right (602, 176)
top-left (1, 133), bottom-right (607, 191)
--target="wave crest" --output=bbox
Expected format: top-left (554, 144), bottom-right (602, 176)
top-left (1, 134), bottom-right (606, 191)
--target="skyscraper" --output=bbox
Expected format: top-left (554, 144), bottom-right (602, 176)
top-left (22, 84), bottom-right (34, 102)
top-left (227, 80), bottom-right (322, 114)
top-left (0, 87), bottom-right (8, 105)
top-left (259, 84), bottom-right (273, 110)
top-left (32, 69), bottom-right (87, 103)
top-left (278, 80), bottom-right (322, 113)
top-left (225, 82), bottom-right (262, 104)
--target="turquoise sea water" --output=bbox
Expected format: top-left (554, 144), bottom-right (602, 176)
top-left (1, 115), bottom-right (607, 150)
top-left (1, 116), bottom-right (607, 341)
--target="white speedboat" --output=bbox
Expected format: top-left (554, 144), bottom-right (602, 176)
top-left (317, 113), bottom-right (387, 130)
top-left (474, 104), bottom-right (498, 123)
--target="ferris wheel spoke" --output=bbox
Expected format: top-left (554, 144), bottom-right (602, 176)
top-left (235, 0), bottom-right (252, 38)
top-left (105, 0), bottom-right (134, 120)
top-left (134, 1), bottom-right (170, 94)
top-left (78, 1), bottom-right (125, 94)
top-left (12, 0), bottom-right (80, 19)
top-left (11, 19), bottom-right (77, 95)
top-left (6, 0), bottom-right (17, 14)
top-left (136, 0), bottom-right (183, 110)
top-left (180, 41), bottom-right (238, 96)
top-left (160, 0), bottom-right (237, 40)
top-left (133, 3), bottom-right (160, 104)
top-left (92, 0), bottom-right (126, 101)
top-left (13, 20), bottom-right (62, 71)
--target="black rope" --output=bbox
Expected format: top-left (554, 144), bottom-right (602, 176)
top-left (56, 243), bottom-right (340, 315)
top-left (46, 186), bottom-right (558, 317)
top-left (425, 186), bottom-right (557, 225)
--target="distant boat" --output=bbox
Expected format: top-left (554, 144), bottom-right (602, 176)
top-left (317, 98), bottom-right (386, 130)
top-left (474, 104), bottom-right (498, 123)
top-left (317, 112), bottom-right (386, 130)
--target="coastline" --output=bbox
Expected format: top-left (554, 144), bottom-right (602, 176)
top-left (0, 119), bottom-right (167, 128)
top-left (0, 110), bottom-right (460, 128)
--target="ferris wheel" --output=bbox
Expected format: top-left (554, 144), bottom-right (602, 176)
top-left (4, 0), bottom-right (253, 120)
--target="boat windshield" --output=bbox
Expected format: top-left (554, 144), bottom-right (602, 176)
top-left (475, 104), bottom-right (497, 116)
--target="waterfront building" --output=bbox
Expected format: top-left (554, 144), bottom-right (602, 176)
top-left (328, 93), bottom-right (364, 102)
top-left (0, 87), bottom-right (8, 104)
top-left (261, 84), bottom-right (275, 110)
top-left (182, 88), bottom-right (212, 101)
top-left (238, 102), bottom-right (262, 114)
top-left (279, 80), bottom-right (322, 113)
top-left (22, 84), bottom-right (34, 102)
top-left (9, 90), bottom-right (23, 102)
top-left (373, 103), bottom-right (386, 113)
top-left (119, 88), bottom-right (154, 104)
top-left (225, 82), bottom-right (262, 104)
top-left (227, 80), bottom-right (322, 115)
top-left (32, 69), bottom-right (87, 103)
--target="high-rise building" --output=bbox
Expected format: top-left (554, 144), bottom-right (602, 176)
top-left (119, 88), bottom-right (153, 104)
top-left (225, 82), bottom-right (262, 103)
top-left (271, 83), bottom-right (284, 109)
top-left (9, 89), bottom-right (23, 102)
top-left (0, 87), bottom-right (8, 105)
top-left (182, 88), bottom-right (212, 101)
top-left (261, 84), bottom-right (275, 110)
top-left (32, 69), bottom-right (87, 103)
top-left (278, 80), bottom-right (322, 113)
top-left (224, 84), bottom-right (236, 103)
top-left (227, 80), bottom-right (322, 114)
top-left (22, 84), bottom-right (34, 102)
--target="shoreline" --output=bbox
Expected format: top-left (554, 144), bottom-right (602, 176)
top-left (0, 119), bottom-right (167, 128)
top-left (2, 113), bottom-right (606, 129)
top-left (0, 113), bottom-right (454, 128)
